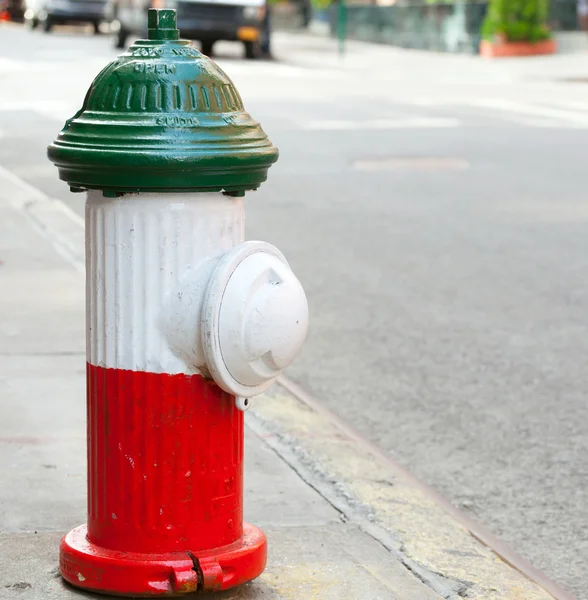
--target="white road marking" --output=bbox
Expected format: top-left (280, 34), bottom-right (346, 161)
top-left (411, 96), bottom-right (588, 128)
top-left (354, 157), bottom-right (470, 171)
top-left (301, 117), bottom-right (460, 130)
top-left (540, 99), bottom-right (588, 113)
top-left (0, 57), bottom-right (61, 72)
top-left (0, 56), bottom-right (110, 71)
top-left (486, 114), bottom-right (585, 129)
top-left (217, 59), bottom-right (349, 80)
top-left (466, 98), bottom-right (588, 126)
top-left (0, 100), bottom-right (73, 122)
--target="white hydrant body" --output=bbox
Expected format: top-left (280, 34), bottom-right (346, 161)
top-left (87, 190), bottom-right (308, 404)
top-left (87, 191), bottom-right (244, 378)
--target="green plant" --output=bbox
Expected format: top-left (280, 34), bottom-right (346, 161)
top-left (310, 0), bottom-right (332, 10)
top-left (481, 0), bottom-right (551, 42)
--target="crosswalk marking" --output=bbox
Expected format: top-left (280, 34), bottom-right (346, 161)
top-left (412, 96), bottom-right (588, 128)
top-left (465, 98), bottom-right (588, 126)
top-left (0, 101), bottom-right (73, 122)
top-left (2, 43), bottom-right (588, 132)
top-left (354, 157), bottom-right (470, 171)
top-left (217, 59), bottom-right (349, 81)
top-left (300, 98), bottom-right (588, 131)
top-left (301, 117), bottom-right (461, 130)
top-left (535, 99), bottom-right (588, 113)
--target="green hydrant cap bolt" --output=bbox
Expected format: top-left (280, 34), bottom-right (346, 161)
top-left (47, 8), bottom-right (278, 195)
top-left (147, 8), bottom-right (180, 40)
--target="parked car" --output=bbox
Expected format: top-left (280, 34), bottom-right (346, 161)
top-left (24, 0), bottom-right (107, 32)
top-left (107, 0), bottom-right (268, 58)
top-left (1, 0), bottom-right (25, 21)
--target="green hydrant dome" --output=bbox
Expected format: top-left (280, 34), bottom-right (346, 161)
top-left (48, 9), bottom-right (278, 195)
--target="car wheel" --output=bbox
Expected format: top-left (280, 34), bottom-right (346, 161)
top-left (43, 17), bottom-right (53, 32)
top-left (244, 40), bottom-right (261, 60)
top-left (115, 26), bottom-right (128, 49)
top-left (201, 40), bottom-right (215, 57)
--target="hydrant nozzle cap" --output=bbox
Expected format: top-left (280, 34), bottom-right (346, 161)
top-left (47, 8), bottom-right (278, 195)
top-left (202, 242), bottom-right (309, 398)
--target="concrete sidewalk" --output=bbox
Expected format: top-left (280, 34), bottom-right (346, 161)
top-left (0, 165), bottom-right (571, 600)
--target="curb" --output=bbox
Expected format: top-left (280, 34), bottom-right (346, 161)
top-left (0, 165), bottom-right (576, 600)
top-left (277, 378), bottom-right (577, 600)
top-left (252, 383), bottom-right (574, 600)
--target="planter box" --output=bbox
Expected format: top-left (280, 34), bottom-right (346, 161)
top-left (480, 38), bottom-right (557, 57)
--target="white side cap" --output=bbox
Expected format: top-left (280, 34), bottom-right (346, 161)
top-left (202, 241), bottom-right (309, 401)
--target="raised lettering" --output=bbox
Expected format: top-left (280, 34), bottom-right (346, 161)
top-left (155, 116), bottom-right (200, 128)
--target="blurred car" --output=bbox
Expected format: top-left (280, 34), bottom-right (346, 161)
top-left (24, 0), bottom-right (107, 31)
top-left (0, 0), bottom-right (25, 21)
top-left (108, 0), bottom-right (268, 58)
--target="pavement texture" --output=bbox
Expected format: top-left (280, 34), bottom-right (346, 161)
top-left (1, 21), bottom-right (587, 598)
top-left (0, 165), bottom-right (563, 600)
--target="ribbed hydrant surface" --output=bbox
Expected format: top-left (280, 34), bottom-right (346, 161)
top-left (87, 366), bottom-right (243, 553)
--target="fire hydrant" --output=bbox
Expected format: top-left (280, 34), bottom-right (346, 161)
top-left (48, 9), bottom-right (308, 596)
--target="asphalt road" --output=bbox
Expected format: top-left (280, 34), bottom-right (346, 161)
top-left (1, 23), bottom-right (587, 598)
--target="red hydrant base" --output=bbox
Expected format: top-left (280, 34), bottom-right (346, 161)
top-left (60, 523), bottom-right (267, 597)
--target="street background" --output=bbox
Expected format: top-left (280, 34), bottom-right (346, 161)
top-left (1, 22), bottom-right (587, 598)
